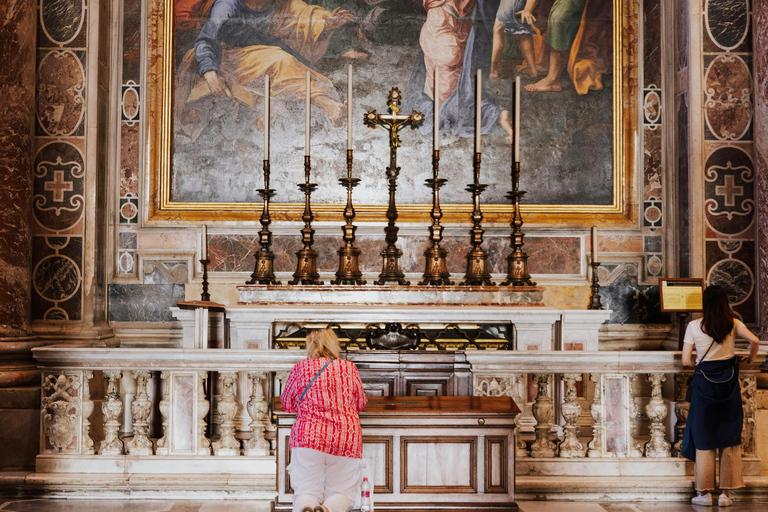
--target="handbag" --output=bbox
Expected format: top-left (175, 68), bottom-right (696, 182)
top-left (685, 341), bottom-right (715, 402)
top-left (299, 359), bottom-right (333, 405)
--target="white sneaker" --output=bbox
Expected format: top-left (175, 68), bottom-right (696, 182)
top-left (691, 493), bottom-right (712, 506)
top-left (719, 493), bottom-right (734, 507)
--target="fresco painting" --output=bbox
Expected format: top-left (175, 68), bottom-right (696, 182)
top-left (171, 0), bottom-right (614, 207)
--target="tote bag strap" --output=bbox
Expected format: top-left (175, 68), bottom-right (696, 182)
top-left (299, 359), bottom-right (333, 405)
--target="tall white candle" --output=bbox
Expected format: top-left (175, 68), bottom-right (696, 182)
top-left (201, 224), bottom-right (208, 261)
top-left (347, 64), bottom-right (353, 150)
top-left (305, 70), bottom-right (310, 156)
top-left (514, 75), bottom-right (521, 162)
top-left (264, 76), bottom-right (270, 160)
top-left (475, 69), bottom-right (481, 153)
top-left (592, 226), bottom-right (598, 262)
top-left (434, 65), bottom-right (439, 151)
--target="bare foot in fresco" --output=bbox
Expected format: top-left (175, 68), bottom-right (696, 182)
top-left (341, 49), bottom-right (369, 60)
top-left (499, 110), bottom-right (513, 143)
top-left (525, 78), bottom-right (562, 92)
top-left (515, 62), bottom-right (540, 78)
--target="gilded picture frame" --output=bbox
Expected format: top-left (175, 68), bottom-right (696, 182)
top-left (145, 0), bottom-right (637, 224)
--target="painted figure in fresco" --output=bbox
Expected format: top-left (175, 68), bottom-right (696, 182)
top-left (408, 0), bottom-right (514, 142)
top-left (490, 0), bottom-right (540, 78)
top-left (175, 0), bottom-right (353, 141)
top-left (511, 0), bottom-right (611, 94)
top-left (525, 0), bottom-right (586, 91)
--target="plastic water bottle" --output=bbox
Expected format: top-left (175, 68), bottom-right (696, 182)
top-left (360, 477), bottom-right (371, 512)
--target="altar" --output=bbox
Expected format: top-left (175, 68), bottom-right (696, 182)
top-left (274, 396), bottom-right (521, 512)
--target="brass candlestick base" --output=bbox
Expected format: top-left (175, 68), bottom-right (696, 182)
top-left (461, 152), bottom-right (494, 286)
top-left (334, 150), bottom-right (366, 285)
top-left (588, 261), bottom-right (604, 310)
top-left (290, 156), bottom-right (322, 285)
top-left (200, 259), bottom-right (211, 301)
top-left (247, 159), bottom-right (280, 285)
top-left (421, 150), bottom-right (452, 285)
top-left (365, 88), bottom-right (424, 285)
top-left (502, 161), bottom-right (536, 287)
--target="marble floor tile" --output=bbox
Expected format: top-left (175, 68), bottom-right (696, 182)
top-left (518, 502), bottom-right (609, 512)
top-left (0, 500), bottom-right (272, 512)
top-left (601, 501), bottom-right (768, 511)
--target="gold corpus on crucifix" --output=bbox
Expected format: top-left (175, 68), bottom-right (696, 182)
top-left (364, 88), bottom-right (425, 285)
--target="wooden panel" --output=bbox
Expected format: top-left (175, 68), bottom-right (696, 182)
top-left (401, 437), bottom-right (477, 493)
top-left (363, 380), bottom-right (395, 397)
top-left (484, 436), bottom-right (508, 493)
top-left (363, 436), bottom-right (394, 493)
top-left (283, 436), bottom-right (293, 494)
top-left (406, 380), bottom-right (447, 396)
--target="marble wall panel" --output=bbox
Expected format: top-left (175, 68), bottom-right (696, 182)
top-left (0, 0), bottom-right (37, 336)
top-left (754, 2), bottom-right (768, 336)
top-left (676, 92), bottom-right (691, 277)
top-left (108, 284), bottom-right (186, 322)
top-left (643, 0), bottom-right (661, 87)
top-left (701, 0), bottom-right (756, 324)
top-left (676, 0), bottom-right (689, 72)
top-left (206, 234), bottom-right (581, 276)
top-left (33, 0), bottom-right (88, 322)
top-left (596, 263), bottom-right (668, 324)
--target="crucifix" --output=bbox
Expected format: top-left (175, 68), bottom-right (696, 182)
top-left (364, 87), bottom-right (425, 285)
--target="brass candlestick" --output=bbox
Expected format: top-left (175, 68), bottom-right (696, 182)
top-left (290, 156), bottom-right (322, 285)
top-left (461, 152), bottom-right (494, 286)
top-left (588, 261), bottom-right (604, 309)
top-left (420, 150), bottom-right (452, 285)
top-left (501, 161), bottom-right (536, 286)
top-left (364, 88), bottom-right (425, 285)
top-left (333, 149), bottom-right (365, 285)
top-left (247, 159), bottom-right (280, 285)
top-left (200, 259), bottom-right (211, 301)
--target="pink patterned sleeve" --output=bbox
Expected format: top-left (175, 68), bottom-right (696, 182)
top-left (281, 365), bottom-right (300, 413)
top-left (351, 364), bottom-right (367, 412)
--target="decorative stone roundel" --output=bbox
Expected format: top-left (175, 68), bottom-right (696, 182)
top-left (644, 91), bottom-right (661, 124)
top-left (40, 0), bottom-right (85, 46)
top-left (708, 259), bottom-right (753, 305)
top-left (704, 146), bottom-right (754, 236)
top-left (33, 255), bottom-right (81, 303)
top-left (34, 142), bottom-right (85, 232)
top-left (705, 0), bottom-right (750, 51)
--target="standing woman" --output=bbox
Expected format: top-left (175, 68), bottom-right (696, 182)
top-left (282, 328), bottom-right (368, 512)
top-left (681, 285), bottom-right (760, 507)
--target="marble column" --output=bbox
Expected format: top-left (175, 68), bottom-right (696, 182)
top-left (0, 0), bottom-right (40, 386)
top-left (754, 1), bottom-right (768, 339)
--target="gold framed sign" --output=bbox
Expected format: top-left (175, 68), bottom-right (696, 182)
top-left (145, 0), bottom-right (636, 224)
top-left (659, 278), bottom-right (705, 313)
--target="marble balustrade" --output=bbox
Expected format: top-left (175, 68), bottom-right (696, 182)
top-left (31, 347), bottom-right (764, 481)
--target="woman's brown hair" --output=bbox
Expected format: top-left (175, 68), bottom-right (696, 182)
top-left (701, 285), bottom-right (735, 343)
top-left (306, 328), bottom-right (341, 359)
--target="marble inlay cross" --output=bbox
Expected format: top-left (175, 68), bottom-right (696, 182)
top-left (715, 174), bottom-right (743, 207)
top-left (45, 170), bottom-right (73, 202)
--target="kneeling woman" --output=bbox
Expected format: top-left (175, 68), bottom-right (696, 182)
top-left (682, 285), bottom-right (759, 507)
top-left (282, 328), bottom-right (368, 512)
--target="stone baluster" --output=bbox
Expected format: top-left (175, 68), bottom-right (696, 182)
top-left (740, 375), bottom-right (757, 457)
top-left (587, 374), bottom-right (604, 457)
top-left (81, 370), bottom-right (95, 454)
top-left (510, 374), bottom-right (529, 458)
top-left (41, 373), bottom-right (81, 453)
top-left (559, 374), bottom-right (585, 457)
top-left (244, 372), bottom-right (270, 456)
top-left (673, 373), bottom-right (690, 456)
top-left (530, 373), bottom-right (556, 458)
top-left (197, 371), bottom-right (212, 455)
top-left (100, 371), bottom-right (124, 455)
top-left (628, 374), bottom-right (643, 457)
top-left (644, 373), bottom-right (670, 457)
top-left (127, 370), bottom-right (153, 455)
top-left (155, 371), bottom-right (170, 455)
top-left (212, 372), bottom-right (240, 456)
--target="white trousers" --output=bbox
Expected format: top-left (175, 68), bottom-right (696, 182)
top-left (288, 447), bottom-right (361, 512)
